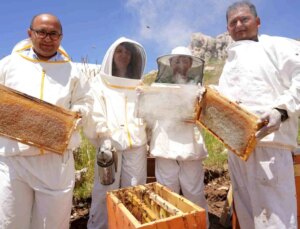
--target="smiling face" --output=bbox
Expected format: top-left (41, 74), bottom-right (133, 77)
top-left (113, 44), bottom-right (132, 77)
top-left (28, 14), bottom-right (63, 60)
top-left (227, 5), bottom-right (260, 41)
top-left (169, 55), bottom-right (193, 77)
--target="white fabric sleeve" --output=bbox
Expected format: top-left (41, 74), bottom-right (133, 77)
top-left (83, 77), bottom-right (111, 146)
top-left (0, 55), bottom-right (11, 84)
top-left (69, 67), bottom-right (94, 130)
top-left (272, 38), bottom-right (300, 116)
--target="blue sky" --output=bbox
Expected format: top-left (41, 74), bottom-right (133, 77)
top-left (0, 0), bottom-right (299, 72)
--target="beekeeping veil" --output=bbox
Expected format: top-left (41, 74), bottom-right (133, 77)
top-left (100, 37), bottom-right (145, 80)
top-left (156, 46), bottom-right (204, 85)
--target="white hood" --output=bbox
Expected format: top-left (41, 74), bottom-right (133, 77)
top-left (100, 37), bottom-right (146, 86)
top-left (88, 37), bottom-right (148, 150)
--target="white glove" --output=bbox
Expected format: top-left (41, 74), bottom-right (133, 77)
top-left (196, 84), bottom-right (206, 101)
top-left (97, 138), bottom-right (118, 172)
top-left (74, 118), bottom-right (82, 130)
top-left (97, 138), bottom-right (114, 164)
top-left (101, 139), bottom-right (113, 152)
top-left (67, 131), bottom-right (81, 150)
top-left (255, 109), bottom-right (282, 140)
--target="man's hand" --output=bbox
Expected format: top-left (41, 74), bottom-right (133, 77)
top-left (255, 109), bottom-right (282, 139)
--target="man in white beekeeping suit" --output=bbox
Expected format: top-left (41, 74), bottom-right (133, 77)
top-left (0, 13), bottom-right (93, 229)
top-left (217, 1), bottom-right (300, 228)
top-left (86, 37), bottom-right (147, 229)
top-left (144, 46), bottom-right (209, 227)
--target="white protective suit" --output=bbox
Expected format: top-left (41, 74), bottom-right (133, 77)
top-left (147, 47), bottom-right (209, 226)
top-left (0, 39), bottom-right (93, 229)
top-left (218, 35), bottom-right (300, 229)
top-left (87, 37), bottom-right (147, 229)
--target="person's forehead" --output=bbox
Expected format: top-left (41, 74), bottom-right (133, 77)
top-left (116, 44), bottom-right (132, 52)
top-left (170, 55), bottom-right (191, 62)
top-left (228, 6), bottom-right (252, 19)
top-left (32, 15), bottom-right (61, 30)
top-left (116, 44), bottom-right (127, 50)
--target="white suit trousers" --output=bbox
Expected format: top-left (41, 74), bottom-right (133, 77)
top-left (87, 145), bottom-right (147, 229)
top-left (155, 157), bottom-right (209, 225)
top-left (229, 146), bottom-right (297, 229)
top-left (0, 151), bottom-right (75, 229)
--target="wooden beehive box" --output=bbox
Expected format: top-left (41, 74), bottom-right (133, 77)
top-left (107, 182), bottom-right (206, 229)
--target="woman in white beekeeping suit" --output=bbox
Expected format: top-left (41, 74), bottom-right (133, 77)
top-left (87, 37), bottom-right (147, 229)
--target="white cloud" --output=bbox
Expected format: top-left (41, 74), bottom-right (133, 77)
top-left (126, 0), bottom-right (236, 52)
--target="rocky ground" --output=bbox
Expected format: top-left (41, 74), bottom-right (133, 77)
top-left (70, 168), bottom-right (232, 229)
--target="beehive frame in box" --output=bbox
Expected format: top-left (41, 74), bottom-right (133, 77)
top-left (107, 182), bottom-right (206, 229)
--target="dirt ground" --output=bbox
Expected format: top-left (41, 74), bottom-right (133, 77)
top-left (204, 168), bottom-right (232, 229)
top-left (69, 167), bottom-right (232, 229)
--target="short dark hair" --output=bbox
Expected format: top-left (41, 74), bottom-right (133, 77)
top-left (226, 1), bottom-right (258, 21)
